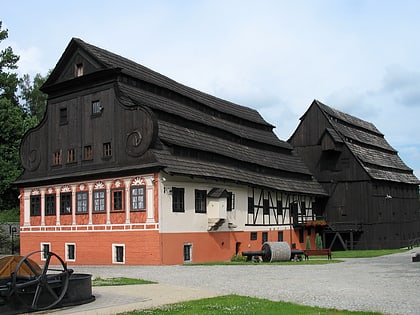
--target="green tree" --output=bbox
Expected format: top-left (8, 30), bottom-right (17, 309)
top-left (0, 21), bottom-right (32, 210)
top-left (19, 71), bottom-right (49, 123)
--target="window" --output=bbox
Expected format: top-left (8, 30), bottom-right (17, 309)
top-left (53, 150), bottom-right (62, 165)
top-left (103, 142), bottom-right (112, 158)
top-left (59, 107), bottom-right (68, 125)
top-left (172, 187), bottom-right (184, 212)
top-left (299, 229), bottom-right (304, 243)
top-left (183, 243), bottom-right (192, 262)
top-left (83, 145), bottom-right (93, 160)
top-left (92, 100), bottom-right (102, 115)
top-left (66, 243), bottom-right (75, 261)
top-left (60, 193), bottom-right (72, 215)
top-left (300, 201), bottom-right (306, 216)
top-left (277, 200), bottom-right (283, 216)
top-left (76, 192), bottom-right (88, 213)
top-left (278, 231), bottom-right (284, 242)
top-left (263, 199), bottom-right (269, 215)
top-left (131, 186), bottom-right (145, 211)
top-left (113, 190), bottom-right (123, 211)
top-left (195, 189), bottom-right (207, 213)
top-left (248, 197), bottom-right (254, 214)
top-left (250, 232), bottom-right (258, 240)
top-left (67, 148), bottom-right (76, 163)
top-left (227, 192), bottom-right (235, 211)
top-left (93, 190), bottom-right (105, 212)
top-left (75, 63), bottom-right (83, 77)
top-left (262, 232), bottom-right (268, 244)
top-left (30, 195), bottom-right (41, 216)
top-left (113, 244), bottom-right (125, 264)
top-left (45, 194), bottom-right (56, 216)
top-left (41, 243), bottom-right (50, 261)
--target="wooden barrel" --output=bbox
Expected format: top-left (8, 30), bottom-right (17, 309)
top-left (261, 242), bottom-right (291, 262)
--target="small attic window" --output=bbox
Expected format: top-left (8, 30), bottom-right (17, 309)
top-left (75, 63), bottom-right (84, 77)
top-left (92, 100), bottom-right (103, 115)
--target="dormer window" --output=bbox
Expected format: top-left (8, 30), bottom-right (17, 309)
top-left (75, 63), bottom-right (83, 77)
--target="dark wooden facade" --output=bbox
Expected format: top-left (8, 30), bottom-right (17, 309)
top-left (14, 39), bottom-right (330, 264)
top-left (289, 100), bottom-right (420, 249)
top-left (16, 38), bottom-right (325, 197)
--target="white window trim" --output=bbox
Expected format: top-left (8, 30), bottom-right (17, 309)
top-left (40, 242), bottom-right (51, 261)
top-left (112, 243), bottom-right (125, 264)
top-left (65, 242), bottom-right (76, 262)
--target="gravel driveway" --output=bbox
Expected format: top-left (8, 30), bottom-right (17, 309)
top-left (75, 250), bottom-right (420, 315)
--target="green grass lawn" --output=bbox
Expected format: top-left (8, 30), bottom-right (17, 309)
top-left (122, 295), bottom-right (381, 315)
top-left (331, 248), bottom-right (407, 258)
top-left (108, 249), bottom-right (408, 315)
top-left (93, 277), bottom-right (155, 286)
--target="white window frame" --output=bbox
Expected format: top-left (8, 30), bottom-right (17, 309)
top-left (40, 242), bottom-right (51, 261)
top-left (112, 243), bottom-right (125, 264)
top-left (65, 243), bottom-right (76, 262)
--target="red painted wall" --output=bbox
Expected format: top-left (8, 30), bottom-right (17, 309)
top-left (20, 230), bottom-right (161, 265)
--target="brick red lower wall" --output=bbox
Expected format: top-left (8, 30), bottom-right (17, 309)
top-left (20, 228), bottom-right (313, 265)
top-left (20, 230), bottom-right (161, 265)
top-left (161, 229), bottom-right (303, 264)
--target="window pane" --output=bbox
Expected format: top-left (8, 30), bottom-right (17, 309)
top-left (67, 244), bottom-right (75, 260)
top-left (131, 186), bottom-right (145, 211)
top-left (172, 187), bottom-right (184, 212)
top-left (60, 193), bottom-right (71, 215)
top-left (77, 192), bottom-right (88, 213)
top-left (92, 100), bottom-right (102, 114)
top-left (83, 145), bottom-right (93, 160)
top-left (94, 190), bottom-right (105, 212)
top-left (46, 194), bottom-right (56, 215)
top-left (30, 196), bottom-right (41, 216)
top-left (113, 191), bottom-right (123, 211)
top-left (195, 189), bottom-right (206, 213)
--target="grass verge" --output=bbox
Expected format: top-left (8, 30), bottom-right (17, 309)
top-left (121, 295), bottom-right (381, 315)
top-left (331, 248), bottom-right (406, 258)
top-left (92, 277), bottom-right (155, 286)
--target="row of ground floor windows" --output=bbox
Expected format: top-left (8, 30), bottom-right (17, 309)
top-left (40, 242), bottom-right (125, 264)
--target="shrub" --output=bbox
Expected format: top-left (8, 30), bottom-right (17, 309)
top-left (315, 233), bottom-right (323, 249)
top-left (231, 254), bottom-right (247, 262)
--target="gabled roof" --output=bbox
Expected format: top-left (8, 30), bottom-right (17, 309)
top-left (314, 100), bottom-right (419, 184)
top-left (37, 38), bottom-right (326, 196)
top-left (44, 38), bottom-right (273, 129)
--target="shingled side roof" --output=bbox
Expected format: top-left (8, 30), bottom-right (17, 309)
top-left (41, 38), bottom-right (326, 195)
top-left (315, 100), bottom-right (419, 184)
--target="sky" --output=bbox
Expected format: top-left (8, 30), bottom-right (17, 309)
top-left (2, 0), bottom-right (420, 177)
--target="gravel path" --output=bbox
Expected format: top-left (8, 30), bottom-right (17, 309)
top-left (74, 250), bottom-right (420, 315)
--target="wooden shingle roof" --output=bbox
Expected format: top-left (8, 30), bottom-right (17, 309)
top-left (64, 38), bottom-right (273, 128)
top-left (315, 100), bottom-right (419, 184)
top-left (41, 38), bottom-right (326, 196)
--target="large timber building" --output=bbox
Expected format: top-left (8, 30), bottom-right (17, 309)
top-left (289, 100), bottom-right (420, 250)
top-left (15, 38), bottom-right (327, 265)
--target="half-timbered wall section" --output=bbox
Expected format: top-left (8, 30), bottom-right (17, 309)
top-left (247, 188), bottom-right (316, 226)
top-left (15, 38), bottom-right (326, 264)
top-left (289, 100), bottom-right (420, 249)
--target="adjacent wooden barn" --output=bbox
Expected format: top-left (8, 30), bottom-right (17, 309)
top-left (15, 38), bottom-right (326, 265)
top-left (289, 100), bottom-right (420, 249)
